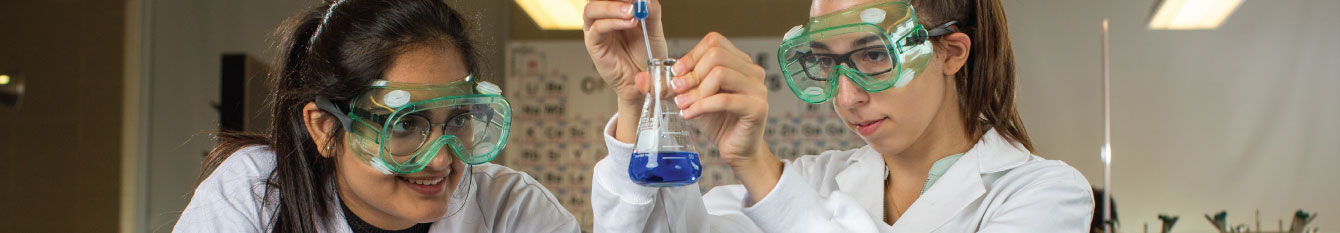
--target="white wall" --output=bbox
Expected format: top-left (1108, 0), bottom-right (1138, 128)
top-left (1005, 0), bottom-right (1339, 232)
top-left (140, 0), bottom-right (309, 232)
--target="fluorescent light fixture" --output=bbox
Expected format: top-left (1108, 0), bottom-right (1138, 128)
top-left (1149, 0), bottom-right (1244, 30)
top-left (515, 0), bottom-right (586, 30)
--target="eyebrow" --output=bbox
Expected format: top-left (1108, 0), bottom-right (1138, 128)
top-left (409, 107), bottom-right (467, 119)
top-left (852, 35), bottom-right (881, 48)
top-left (808, 35), bottom-right (883, 51)
top-left (809, 41), bottom-right (829, 50)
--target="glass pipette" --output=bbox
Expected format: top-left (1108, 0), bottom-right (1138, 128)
top-left (634, 0), bottom-right (653, 59)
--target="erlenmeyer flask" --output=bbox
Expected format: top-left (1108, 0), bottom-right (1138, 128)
top-left (629, 58), bottom-right (701, 187)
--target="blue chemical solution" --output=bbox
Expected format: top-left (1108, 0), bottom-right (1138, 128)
top-left (628, 151), bottom-right (701, 187)
top-left (633, 0), bottom-right (650, 19)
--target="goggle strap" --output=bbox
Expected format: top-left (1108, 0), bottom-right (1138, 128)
top-left (926, 21), bottom-right (958, 37)
top-left (314, 98), bottom-right (354, 131)
top-left (901, 21), bottom-right (957, 47)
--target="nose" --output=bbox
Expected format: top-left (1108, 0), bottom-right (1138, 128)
top-left (833, 73), bottom-right (869, 109)
top-left (421, 138), bottom-right (456, 172)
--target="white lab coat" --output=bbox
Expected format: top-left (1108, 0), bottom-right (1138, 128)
top-left (592, 115), bottom-right (1094, 233)
top-left (174, 146), bottom-right (580, 233)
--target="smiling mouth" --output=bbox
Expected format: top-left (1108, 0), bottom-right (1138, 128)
top-left (398, 176), bottom-right (445, 186)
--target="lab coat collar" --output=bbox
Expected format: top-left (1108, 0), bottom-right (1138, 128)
top-left (972, 128), bottom-right (1033, 174)
top-left (835, 128), bottom-right (1032, 231)
top-left (899, 128), bottom-right (1032, 231)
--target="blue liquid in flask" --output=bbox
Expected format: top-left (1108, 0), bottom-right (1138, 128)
top-left (629, 151), bottom-right (701, 187)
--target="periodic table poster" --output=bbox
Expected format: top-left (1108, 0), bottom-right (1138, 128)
top-left (502, 38), bottom-right (866, 231)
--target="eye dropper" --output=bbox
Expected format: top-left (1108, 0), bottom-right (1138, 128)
top-left (634, 0), bottom-right (654, 58)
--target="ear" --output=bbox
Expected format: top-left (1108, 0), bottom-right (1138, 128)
top-left (937, 32), bottom-right (972, 76)
top-left (302, 102), bottom-right (340, 158)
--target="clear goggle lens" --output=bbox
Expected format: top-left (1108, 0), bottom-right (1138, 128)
top-left (332, 78), bottom-right (511, 174)
top-left (776, 0), bottom-right (935, 103)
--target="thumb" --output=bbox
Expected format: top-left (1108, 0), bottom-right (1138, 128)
top-left (635, 71), bottom-right (650, 94)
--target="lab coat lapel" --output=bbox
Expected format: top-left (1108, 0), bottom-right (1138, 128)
top-left (891, 129), bottom-right (1028, 232)
top-left (891, 150), bottom-right (986, 232)
top-left (834, 146), bottom-right (888, 221)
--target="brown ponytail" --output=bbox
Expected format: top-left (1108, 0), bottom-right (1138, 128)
top-left (913, 0), bottom-right (1034, 151)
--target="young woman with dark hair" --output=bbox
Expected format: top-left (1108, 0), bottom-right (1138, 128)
top-left (174, 0), bottom-right (578, 232)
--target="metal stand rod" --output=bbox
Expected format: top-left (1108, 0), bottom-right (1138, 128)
top-left (1101, 18), bottom-right (1114, 233)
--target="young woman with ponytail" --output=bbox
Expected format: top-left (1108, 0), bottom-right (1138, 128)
top-left (173, 0), bottom-right (578, 232)
top-left (582, 0), bottom-right (1093, 231)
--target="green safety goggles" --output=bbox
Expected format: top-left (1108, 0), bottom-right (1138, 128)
top-left (777, 0), bottom-right (956, 103)
top-left (317, 74), bottom-right (511, 174)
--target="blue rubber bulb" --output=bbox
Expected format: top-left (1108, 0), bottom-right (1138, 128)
top-left (633, 1), bottom-right (649, 19)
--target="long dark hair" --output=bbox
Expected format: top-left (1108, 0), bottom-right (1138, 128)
top-left (199, 0), bottom-right (481, 231)
top-left (912, 0), bottom-right (1034, 151)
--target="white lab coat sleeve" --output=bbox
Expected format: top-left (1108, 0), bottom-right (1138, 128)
top-left (977, 164), bottom-right (1094, 233)
top-left (173, 147), bottom-right (274, 232)
top-left (738, 160), bottom-right (890, 233)
top-left (591, 115), bottom-right (887, 233)
top-left (489, 173), bottom-right (582, 233)
top-left (591, 115), bottom-right (713, 233)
